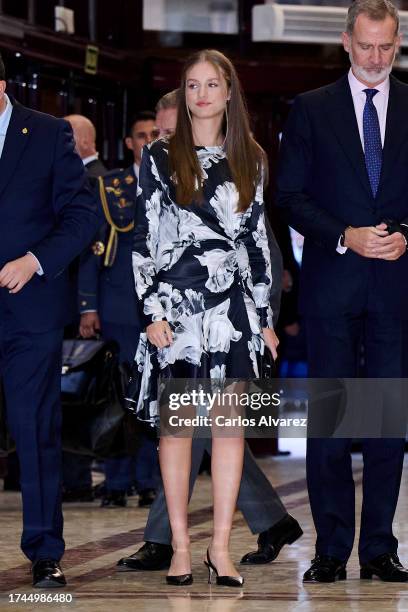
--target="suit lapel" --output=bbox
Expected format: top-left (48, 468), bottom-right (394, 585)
top-left (0, 98), bottom-right (33, 199)
top-left (378, 75), bottom-right (408, 197)
top-left (324, 75), bottom-right (373, 199)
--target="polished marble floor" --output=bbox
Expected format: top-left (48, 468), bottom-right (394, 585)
top-left (1, 452), bottom-right (408, 612)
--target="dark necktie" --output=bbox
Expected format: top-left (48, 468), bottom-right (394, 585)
top-left (363, 88), bottom-right (382, 197)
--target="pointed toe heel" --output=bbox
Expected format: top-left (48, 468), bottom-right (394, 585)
top-left (204, 550), bottom-right (244, 587)
top-left (166, 573), bottom-right (193, 586)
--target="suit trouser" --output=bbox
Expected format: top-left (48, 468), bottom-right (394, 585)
top-left (305, 313), bottom-right (407, 564)
top-left (144, 438), bottom-right (287, 544)
top-left (0, 304), bottom-right (64, 561)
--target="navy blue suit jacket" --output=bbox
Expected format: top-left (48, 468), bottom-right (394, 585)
top-left (78, 166), bottom-right (141, 327)
top-left (277, 74), bottom-right (408, 319)
top-left (0, 97), bottom-right (100, 332)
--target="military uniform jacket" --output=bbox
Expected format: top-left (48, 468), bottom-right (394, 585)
top-left (78, 166), bottom-right (141, 326)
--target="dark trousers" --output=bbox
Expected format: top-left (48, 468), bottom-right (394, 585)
top-left (101, 321), bottom-right (159, 493)
top-left (0, 304), bottom-right (64, 561)
top-left (305, 313), bottom-right (407, 564)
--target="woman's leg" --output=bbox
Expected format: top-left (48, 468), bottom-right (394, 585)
top-left (159, 436), bottom-right (193, 575)
top-left (209, 435), bottom-right (245, 576)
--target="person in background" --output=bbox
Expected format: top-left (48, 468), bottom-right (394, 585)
top-left (156, 90), bottom-right (178, 138)
top-left (125, 111), bottom-right (159, 180)
top-left (64, 114), bottom-right (107, 178)
top-left (78, 130), bottom-right (159, 509)
top-left (62, 114), bottom-right (108, 503)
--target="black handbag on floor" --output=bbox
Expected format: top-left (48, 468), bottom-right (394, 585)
top-left (61, 339), bottom-right (135, 457)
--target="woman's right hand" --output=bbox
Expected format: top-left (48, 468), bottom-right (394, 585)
top-left (146, 321), bottom-right (174, 348)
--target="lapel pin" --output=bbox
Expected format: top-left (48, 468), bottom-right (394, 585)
top-left (22, 128), bottom-right (28, 134)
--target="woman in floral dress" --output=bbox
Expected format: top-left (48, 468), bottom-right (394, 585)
top-left (132, 49), bottom-right (279, 586)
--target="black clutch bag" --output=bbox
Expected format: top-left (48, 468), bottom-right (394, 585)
top-left (258, 347), bottom-right (277, 380)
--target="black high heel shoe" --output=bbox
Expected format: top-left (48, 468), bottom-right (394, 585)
top-left (204, 549), bottom-right (244, 587)
top-left (166, 573), bottom-right (193, 586)
top-left (166, 550), bottom-right (193, 586)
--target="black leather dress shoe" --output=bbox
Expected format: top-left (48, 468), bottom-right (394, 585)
top-left (138, 489), bottom-right (156, 508)
top-left (117, 542), bottom-right (173, 571)
top-left (240, 514), bottom-right (303, 564)
top-left (32, 559), bottom-right (66, 588)
top-left (303, 555), bottom-right (347, 583)
top-left (360, 552), bottom-right (408, 582)
top-left (100, 490), bottom-right (127, 508)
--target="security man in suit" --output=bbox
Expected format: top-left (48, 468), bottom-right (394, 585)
top-left (78, 165), bottom-right (159, 507)
top-left (0, 53), bottom-right (100, 587)
top-left (64, 114), bottom-right (107, 179)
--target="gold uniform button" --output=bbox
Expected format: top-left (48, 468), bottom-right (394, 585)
top-left (92, 241), bottom-right (105, 256)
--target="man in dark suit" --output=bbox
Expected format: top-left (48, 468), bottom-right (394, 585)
top-left (278, 0), bottom-right (408, 583)
top-left (0, 54), bottom-right (99, 587)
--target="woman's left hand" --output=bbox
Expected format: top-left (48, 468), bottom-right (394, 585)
top-left (262, 328), bottom-right (279, 361)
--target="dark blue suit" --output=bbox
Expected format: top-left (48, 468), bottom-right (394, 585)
top-left (277, 75), bottom-right (408, 564)
top-left (0, 98), bottom-right (99, 561)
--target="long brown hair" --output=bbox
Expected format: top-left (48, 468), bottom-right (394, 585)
top-left (168, 49), bottom-right (267, 212)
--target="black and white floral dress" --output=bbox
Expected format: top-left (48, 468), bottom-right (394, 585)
top-left (131, 138), bottom-right (274, 423)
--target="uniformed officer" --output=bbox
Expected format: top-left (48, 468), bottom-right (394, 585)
top-left (62, 114), bottom-right (108, 502)
top-left (78, 162), bottom-right (159, 507)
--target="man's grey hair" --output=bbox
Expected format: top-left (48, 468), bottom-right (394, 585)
top-left (156, 89), bottom-right (178, 112)
top-left (346, 0), bottom-right (400, 35)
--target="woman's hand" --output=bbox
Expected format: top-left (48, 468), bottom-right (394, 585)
top-left (262, 327), bottom-right (279, 361)
top-left (146, 321), bottom-right (174, 348)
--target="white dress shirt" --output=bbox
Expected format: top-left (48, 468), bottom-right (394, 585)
top-left (337, 69), bottom-right (390, 254)
top-left (0, 93), bottom-right (13, 158)
top-left (348, 68), bottom-right (389, 149)
top-left (133, 162), bottom-right (140, 181)
top-left (82, 153), bottom-right (99, 166)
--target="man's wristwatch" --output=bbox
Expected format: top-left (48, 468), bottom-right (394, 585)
top-left (340, 226), bottom-right (352, 247)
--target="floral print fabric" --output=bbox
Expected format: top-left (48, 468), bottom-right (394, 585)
top-left (131, 139), bottom-right (274, 423)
